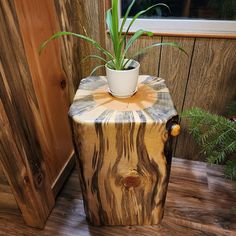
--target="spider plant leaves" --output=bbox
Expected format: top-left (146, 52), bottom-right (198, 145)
top-left (90, 64), bottom-right (105, 76)
top-left (119, 0), bottom-right (136, 36)
top-left (82, 54), bottom-right (117, 70)
top-left (125, 3), bottom-right (170, 34)
top-left (111, 0), bottom-right (120, 56)
top-left (123, 29), bottom-right (153, 57)
top-left (81, 54), bottom-right (109, 64)
top-left (132, 42), bottom-right (188, 58)
top-left (40, 0), bottom-right (186, 72)
top-left (106, 8), bottom-right (114, 42)
top-left (39, 31), bottom-right (114, 61)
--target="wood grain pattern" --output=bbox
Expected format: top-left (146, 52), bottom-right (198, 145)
top-left (69, 76), bottom-right (178, 225)
top-left (0, 0), bottom-right (55, 227)
top-left (0, 165), bottom-right (19, 222)
top-left (62, 0), bottom-right (106, 79)
top-left (54, 0), bottom-right (82, 100)
top-left (176, 38), bottom-right (236, 160)
top-left (14, 0), bottom-right (74, 185)
top-left (0, 158), bottom-right (235, 235)
top-left (0, 0), bottom-right (76, 228)
top-left (0, 98), bottom-right (54, 228)
top-left (159, 37), bottom-right (195, 113)
top-left (0, 164), bottom-right (8, 189)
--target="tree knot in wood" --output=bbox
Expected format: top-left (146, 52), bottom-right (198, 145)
top-left (33, 171), bottom-right (44, 189)
top-left (122, 171), bottom-right (141, 189)
top-left (60, 79), bottom-right (67, 89)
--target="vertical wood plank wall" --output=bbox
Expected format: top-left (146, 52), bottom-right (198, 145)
top-left (55, 0), bottom-right (106, 82)
top-left (0, 163), bottom-right (18, 219)
top-left (0, 0), bottom-right (77, 228)
top-left (73, 1), bottom-right (236, 161)
top-left (14, 0), bottom-right (74, 187)
top-left (107, 36), bottom-right (236, 160)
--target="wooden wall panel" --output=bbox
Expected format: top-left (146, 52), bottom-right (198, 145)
top-left (54, 0), bottom-right (82, 100)
top-left (60, 0), bottom-right (106, 79)
top-left (14, 0), bottom-right (74, 186)
top-left (0, 1), bottom-right (55, 227)
top-left (0, 0), bottom-right (77, 228)
top-left (0, 164), bottom-right (8, 188)
top-left (0, 160), bottom-right (19, 222)
top-left (0, 81), bottom-right (54, 229)
top-left (130, 36), bottom-right (162, 76)
top-left (159, 37), bottom-right (195, 113)
top-left (176, 38), bottom-right (236, 160)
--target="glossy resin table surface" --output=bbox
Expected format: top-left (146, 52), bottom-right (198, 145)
top-left (69, 75), bottom-right (177, 124)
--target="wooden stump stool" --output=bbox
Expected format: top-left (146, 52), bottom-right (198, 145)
top-left (69, 75), bottom-right (179, 226)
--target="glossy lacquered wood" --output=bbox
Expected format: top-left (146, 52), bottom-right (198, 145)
top-left (69, 75), bottom-right (178, 225)
top-left (0, 158), bottom-right (235, 235)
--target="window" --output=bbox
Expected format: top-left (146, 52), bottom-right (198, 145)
top-left (119, 0), bottom-right (236, 37)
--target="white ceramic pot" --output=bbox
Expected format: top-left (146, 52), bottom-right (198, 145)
top-left (105, 60), bottom-right (140, 98)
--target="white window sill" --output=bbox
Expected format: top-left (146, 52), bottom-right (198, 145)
top-left (120, 18), bottom-right (236, 38)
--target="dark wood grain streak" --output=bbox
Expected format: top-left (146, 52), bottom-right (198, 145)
top-left (0, 158), bottom-right (235, 235)
top-left (54, 0), bottom-right (82, 100)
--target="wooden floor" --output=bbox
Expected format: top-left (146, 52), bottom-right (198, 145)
top-left (0, 158), bottom-right (236, 236)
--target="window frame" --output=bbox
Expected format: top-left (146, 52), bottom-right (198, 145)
top-left (118, 1), bottom-right (236, 38)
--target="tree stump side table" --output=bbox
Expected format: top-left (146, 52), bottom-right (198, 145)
top-left (69, 75), bottom-right (179, 226)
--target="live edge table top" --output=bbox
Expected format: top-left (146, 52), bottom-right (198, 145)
top-left (69, 75), bottom-right (177, 124)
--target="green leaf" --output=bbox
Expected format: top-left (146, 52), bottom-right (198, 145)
top-left (111, 0), bottom-right (119, 55)
top-left (81, 54), bottom-right (108, 64)
top-left (90, 64), bottom-right (105, 76)
top-left (106, 8), bottom-right (114, 41)
top-left (122, 30), bottom-right (154, 61)
top-left (39, 31), bottom-right (114, 61)
top-left (225, 159), bottom-right (236, 180)
top-left (112, 0), bottom-right (119, 36)
top-left (125, 3), bottom-right (170, 35)
top-left (119, 0), bottom-right (136, 36)
top-left (132, 42), bottom-right (188, 58)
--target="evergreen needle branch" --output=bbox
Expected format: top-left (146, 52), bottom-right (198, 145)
top-left (182, 105), bottom-right (236, 179)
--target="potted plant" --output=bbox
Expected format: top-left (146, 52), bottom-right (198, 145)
top-left (40, 0), bottom-right (186, 98)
